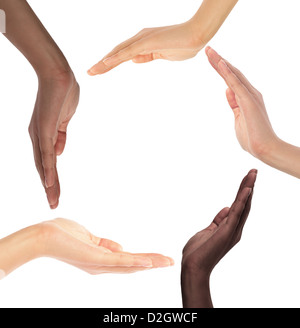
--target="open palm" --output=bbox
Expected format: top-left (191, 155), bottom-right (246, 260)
top-left (40, 218), bottom-right (173, 274)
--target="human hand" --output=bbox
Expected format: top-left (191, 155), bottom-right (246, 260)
top-left (205, 47), bottom-right (279, 160)
top-left (87, 21), bottom-right (204, 75)
top-left (181, 169), bottom-right (257, 308)
top-left (28, 70), bottom-right (80, 209)
top-left (39, 218), bottom-right (174, 274)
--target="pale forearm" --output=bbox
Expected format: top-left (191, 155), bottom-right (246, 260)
top-left (0, 224), bottom-right (42, 278)
top-left (1, 0), bottom-right (70, 77)
top-left (190, 0), bottom-right (239, 44)
top-left (260, 138), bottom-right (300, 179)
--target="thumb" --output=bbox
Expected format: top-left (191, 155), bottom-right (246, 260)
top-left (226, 88), bottom-right (240, 119)
top-left (55, 131), bottom-right (67, 156)
top-left (132, 54), bottom-right (155, 63)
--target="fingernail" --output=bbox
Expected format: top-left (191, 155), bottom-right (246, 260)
top-left (87, 67), bottom-right (96, 75)
top-left (206, 46), bottom-right (213, 56)
top-left (45, 178), bottom-right (51, 189)
top-left (164, 257), bottom-right (175, 266)
top-left (218, 59), bottom-right (230, 74)
top-left (159, 259), bottom-right (172, 268)
top-left (45, 176), bottom-right (54, 189)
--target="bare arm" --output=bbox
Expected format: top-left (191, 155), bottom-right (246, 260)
top-left (1, 0), bottom-right (80, 208)
top-left (0, 218), bottom-right (174, 278)
top-left (88, 0), bottom-right (239, 75)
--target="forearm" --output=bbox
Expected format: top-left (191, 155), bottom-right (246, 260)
top-left (0, 224), bottom-right (42, 278)
top-left (181, 271), bottom-right (213, 308)
top-left (1, 0), bottom-right (70, 77)
top-left (189, 0), bottom-right (239, 44)
top-left (260, 138), bottom-right (300, 179)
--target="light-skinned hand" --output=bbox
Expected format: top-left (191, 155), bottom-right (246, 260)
top-left (87, 22), bottom-right (203, 76)
top-left (41, 218), bottom-right (174, 274)
top-left (205, 46), bottom-right (278, 159)
top-left (205, 46), bottom-right (300, 178)
top-left (87, 0), bottom-right (239, 76)
top-left (0, 218), bottom-right (174, 278)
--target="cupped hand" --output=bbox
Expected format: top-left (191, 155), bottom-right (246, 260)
top-left (28, 71), bottom-right (80, 209)
top-left (40, 218), bottom-right (174, 274)
top-left (205, 47), bottom-right (279, 160)
top-left (87, 21), bottom-right (204, 75)
top-left (182, 169), bottom-right (257, 277)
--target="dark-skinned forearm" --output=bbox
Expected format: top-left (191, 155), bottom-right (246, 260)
top-left (181, 270), bottom-right (213, 308)
top-left (1, 0), bottom-right (70, 78)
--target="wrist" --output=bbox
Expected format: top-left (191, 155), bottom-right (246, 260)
top-left (181, 267), bottom-right (212, 308)
top-left (187, 16), bottom-right (211, 49)
top-left (181, 264), bottom-right (210, 285)
top-left (21, 224), bottom-right (46, 260)
top-left (35, 221), bottom-right (58, 258)
top-left (258, 137), bottom-right (300, 179)
top-left (189, 0), bottom-right (239, 46)
top-left (36, 61), bottom-right (73, 82)
top-left (254, 135), bottom-right (284, 164)
top-left (184, 19), bottom-right (207, 50)
top-left (31, 41), bottom-right (73, 81)
top-left (36, 67), bottom-right (76, 98)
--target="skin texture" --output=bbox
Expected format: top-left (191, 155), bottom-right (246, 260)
top-left (87, 0), bottom-right (238, 75)
top-left (1, 0), bottom-right (79, 208)
top-left (0, 218), bottom-right (174, 278)
top-left (181, 169), bottom-right (257, 308)
top-left (206, 47), bottom-right (300, 179)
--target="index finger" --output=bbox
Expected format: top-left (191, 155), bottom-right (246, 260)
top-left (205, 47), bottom-right (256, 94)
top-left (227, 170), bottom-right (257, 230)
top-left (226, 187), bottom-right (252, 229)
top-left (215, 59), bottom-right (249, 98)
top-left (39, 137), bottom-right (60, 209)
top-left (88, 32), bottom-right (145, 75)
top-left (39, 137), bottom-right (56, 189)
top-left (234, 169), bottom-right (257, 202)
top-left (88, 40), bottom-right (146, 75)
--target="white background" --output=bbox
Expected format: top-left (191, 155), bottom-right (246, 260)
top-left (0, 0), bottom-right (300, 308)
